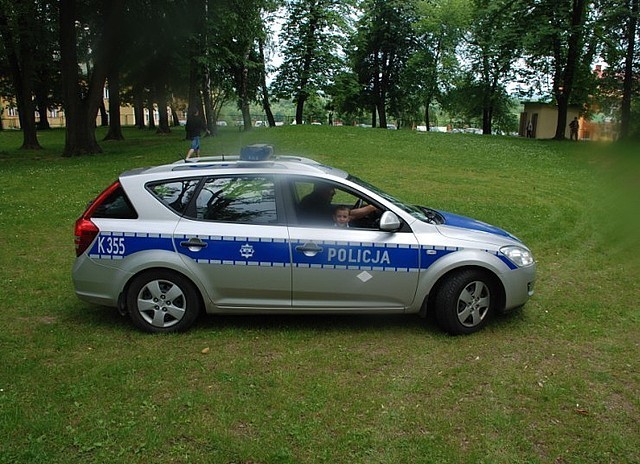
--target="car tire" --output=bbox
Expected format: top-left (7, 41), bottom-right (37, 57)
top-left (126, 270), bottom-right (201, 333)
top-left (435, 269), bottom-right (495, 335)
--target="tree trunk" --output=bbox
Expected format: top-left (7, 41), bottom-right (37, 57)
top-left (60, 0), bottom-right (124, 156)
top-left (0, 3), bottom-right (42, 149)
top-left (155, 85), bottom-right (171, 134)
top-left (482, 106), bottom-right (493, 135)
top-left (202, 69), bottom-right (216, 135)
top-left (620, 0), bottom-right (638, 140)
top-left (104, 69), bottom-right (124, 141)
top-left (258, 38), bottom-right (275, 127)
top-left (170, 105), bottom-right (180, 127)
top-left (295, 95), bottom-right (306, 125)
top-left (133, 84), bottom-right (145, 129)
top-left (60, 0), bottom-right (100, 156)
top-left (99, 101), bottom-right (108, 126)
top-left (148, 102), bottom-right (156, 130)
top-left (239, 48), bottom-right (253, 131)
top-left (156, 103), bottom-right (170, 133)
top-left (554, 0), bottom-right (585, 140)
top-left (188, 57), bottom-right (201, 115)
top-left (424, 102), bottom-right (430, 131)
top-left (377, 100), bottom-right (387, 129)
top-left (35, 85), bottom-right (51, 130)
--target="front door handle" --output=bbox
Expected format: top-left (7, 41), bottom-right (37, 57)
top-left (295, 242), bottom-right (323, 256)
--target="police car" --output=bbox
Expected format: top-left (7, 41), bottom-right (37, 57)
top-left (73, 145), bottom-right (536, 335)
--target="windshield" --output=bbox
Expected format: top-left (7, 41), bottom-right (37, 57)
top-left (348, 175), bottom-right (432, 222)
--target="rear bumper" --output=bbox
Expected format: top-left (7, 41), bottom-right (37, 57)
top-left (72, 254), bottom-right (129, 308)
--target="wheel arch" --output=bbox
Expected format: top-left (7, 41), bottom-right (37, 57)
top-left (420, 264), bottom-right (506, 318)
top-left (119, 265), bottom-right (207, 317)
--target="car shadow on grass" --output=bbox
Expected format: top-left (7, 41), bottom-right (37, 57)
top-left (72, 303), bottom-right (442, 335)
top-left (71, 303), bottom-right (527, 336)
top-left (196, 312), bottom-right (442, 336)
top-left (67, 303), bottom-right (135, 331)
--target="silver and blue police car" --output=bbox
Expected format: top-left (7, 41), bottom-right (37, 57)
top-left (73, 145), bottom-right (536, 335)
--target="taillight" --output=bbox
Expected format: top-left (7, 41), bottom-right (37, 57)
top-left (74, 217), bottom-right (99, 256)
top-left (74, 181), bottom-right (121, 257)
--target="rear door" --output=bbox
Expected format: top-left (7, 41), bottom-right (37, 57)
top-left (166, 174), bottom-right (292, 309)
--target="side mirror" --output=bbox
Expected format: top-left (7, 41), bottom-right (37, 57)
top-left (379, 211), bottom-right (401, 232)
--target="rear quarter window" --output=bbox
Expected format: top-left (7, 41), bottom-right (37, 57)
top-left (148, 179), bottom-right (200, 215)
top-left (91, 185), bottom-right (138, 219)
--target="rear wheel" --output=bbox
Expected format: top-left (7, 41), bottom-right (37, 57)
top-left (435, 269), bottom-right (495, 335)
top-left (127, 270), bottom-right (201, 333)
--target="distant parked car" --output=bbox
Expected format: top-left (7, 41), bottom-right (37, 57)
top-left (73, 145), bottom-right (536, 335)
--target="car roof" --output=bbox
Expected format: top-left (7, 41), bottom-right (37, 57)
top-left (120, 153), bottom-right (349, 180)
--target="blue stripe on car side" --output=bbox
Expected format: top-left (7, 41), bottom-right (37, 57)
top-left (89, 234), bottom-right (518, 272)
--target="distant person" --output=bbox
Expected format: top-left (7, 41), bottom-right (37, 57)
top-left (526, 121), bottom-right (533, 138)
top-left (185, 108), bottom-right (207, 159)
top-left (333, 206), bottom-right (351, 228)
top-left (569, 117), bottom-right (579, 141)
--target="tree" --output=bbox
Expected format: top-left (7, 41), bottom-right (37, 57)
top-left (114, 0), bottom-right (191, 137)
top-left (620, 0), bottom-right (639, 139)
top-left (199, 0), bottom-right (270, 132)
top-left (274, 0), bottom-right (353, 125)
top-left (403, 0), bottom-right (468, 130)
top-left (523, 0), bottom-right (590, 140)
top-left (599, 0), bottom-right (639, 140)
top-left (59, 0), bottom-right (125, 156)
top-left (0, 1), bottom-right (42, 149)
top-left (329, 69), bottom-right (368, 124)
top-left (351, 0), bottom-right (417, 128)
top-left (461, 0), bottom-right (525, 135)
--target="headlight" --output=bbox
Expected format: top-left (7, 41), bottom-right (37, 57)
top-left (501, 246), bottom-right (535, 267)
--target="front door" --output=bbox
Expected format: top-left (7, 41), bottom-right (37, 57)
top-left (288, 178), bottom-right (420, 310)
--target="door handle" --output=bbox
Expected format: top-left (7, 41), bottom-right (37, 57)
top-left (180, 237), bottom-right (208, 251)
top-left (295, 242), bottom-right (323, 256)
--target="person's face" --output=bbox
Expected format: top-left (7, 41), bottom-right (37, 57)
top-left (334, 209), bottom-right (349, 226)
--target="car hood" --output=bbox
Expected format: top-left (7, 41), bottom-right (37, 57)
top-left (434, 210), bottom-right (521, 244)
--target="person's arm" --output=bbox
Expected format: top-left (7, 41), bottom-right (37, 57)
top-left (350, 204), bottom-right (378, 220)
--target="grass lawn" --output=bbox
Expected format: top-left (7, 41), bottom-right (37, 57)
top-left (0, 126), bottom-right (638, 463)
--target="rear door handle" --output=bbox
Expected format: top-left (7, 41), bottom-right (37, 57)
top-left (295, 242), bottom-right (323, 256)
top-left (180, 237), bottom-right (208, 251)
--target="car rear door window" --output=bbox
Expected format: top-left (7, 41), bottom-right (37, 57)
top-left (191, 176), bottom-right (278, 224)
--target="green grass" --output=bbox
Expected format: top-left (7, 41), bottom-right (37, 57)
top-left (1, 126), bottom-right (639, 463)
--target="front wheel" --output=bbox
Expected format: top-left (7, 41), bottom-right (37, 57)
top-left (126, 270), bottom-right (201, 333)
top-left (434, 269), bottom-right (496, 335)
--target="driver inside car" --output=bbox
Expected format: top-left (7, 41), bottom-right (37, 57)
top-left (298, 182), bottom-right (379, 226)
